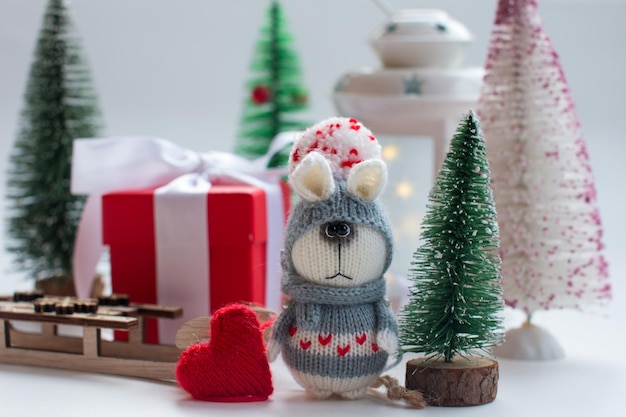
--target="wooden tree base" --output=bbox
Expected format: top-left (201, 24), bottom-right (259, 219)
top-left (405, 356), bottom-right (498, 407)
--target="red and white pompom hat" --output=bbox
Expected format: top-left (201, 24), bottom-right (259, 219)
top-left (289, 117), bottom-right (382, 181)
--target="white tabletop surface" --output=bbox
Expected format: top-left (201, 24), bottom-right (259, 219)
top-left (1, 308), bottom-right (624, 417)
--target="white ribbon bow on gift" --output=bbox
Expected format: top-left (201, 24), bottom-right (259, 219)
top-left (71, 134), bottom-right (295, 341)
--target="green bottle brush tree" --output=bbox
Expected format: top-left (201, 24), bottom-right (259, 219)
top-left (234, 0), bottom-right (310, 168)
top-left (398, 111), bottom-right (504, 407)
top-left (6, 0), bottom-right (103, 295)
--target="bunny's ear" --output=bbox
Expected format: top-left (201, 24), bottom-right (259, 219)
top-left (290, 152), bottom-right (335, 202)
top-left (347, 159), bottom-right (387, 202)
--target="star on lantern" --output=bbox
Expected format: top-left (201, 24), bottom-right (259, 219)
top-left (403, 74), bottom-right (423, 95)
top-left (385, 23), bottom-right (398, 33)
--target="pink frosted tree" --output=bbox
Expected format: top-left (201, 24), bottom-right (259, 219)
top-left (476, 0), bottom-right (610, 357)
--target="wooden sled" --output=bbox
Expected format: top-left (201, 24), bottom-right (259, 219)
top-left (0, 292), bottom-right (183, 381)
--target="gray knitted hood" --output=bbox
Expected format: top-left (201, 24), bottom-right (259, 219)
top-left (281, 181), bottom-right (394, 284)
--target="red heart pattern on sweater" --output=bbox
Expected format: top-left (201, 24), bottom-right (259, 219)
top-left (176, 304), bottom-right (273, 402)
top-left (289, 325), bottom-right (298, 337)
top-left (300, 339), bottom-right (312, 350)
top-left (318, 333), bottom-right (332, 346)
top-left (356, 333), bottom-right (367, 345)
top-left (337, 344), bottom-right (351, 357)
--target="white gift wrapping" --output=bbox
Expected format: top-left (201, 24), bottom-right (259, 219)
top-left (71, 134), bottom-right (296, 343)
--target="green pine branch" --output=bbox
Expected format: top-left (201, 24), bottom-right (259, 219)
top-left (399, 111), bottom-right (504, 362)
top-left (234, 0), bottom-right (310, 167)
top-left (6, 0), bottom-right (103, 281)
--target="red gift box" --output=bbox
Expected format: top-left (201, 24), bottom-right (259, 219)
top-left (102, 182), bottom-right (289, 344)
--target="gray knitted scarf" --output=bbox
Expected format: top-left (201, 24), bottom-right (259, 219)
top-left (283, 274), bottom-right (386, 306)
top-left (276, 273), bottom-right (390, 333)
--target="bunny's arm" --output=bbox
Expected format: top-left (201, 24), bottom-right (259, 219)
top-left (374, 300), bottom-right (399, 355)
top-left (266, 302), bottom-right (296, 362)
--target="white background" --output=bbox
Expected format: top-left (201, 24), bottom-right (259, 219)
top-left (0, 1), bottom-right (625, 415)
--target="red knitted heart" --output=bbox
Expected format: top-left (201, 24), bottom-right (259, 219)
top-left (176, 304), bottom-right (273, 402)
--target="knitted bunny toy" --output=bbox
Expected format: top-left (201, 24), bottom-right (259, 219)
top-left (267, 117), bottom-right (398, 400)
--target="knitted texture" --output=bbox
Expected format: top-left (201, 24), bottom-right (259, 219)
top-left (275, 276), bottom-right (397, 394)
top-left (284, 181), bottom-right (394, 275)
top-left (269, 117), bottom-right (398, 400)
top-left (176, 304), bottom-right (273, 402)
top-left (291, 225), bottom-right (388, 288)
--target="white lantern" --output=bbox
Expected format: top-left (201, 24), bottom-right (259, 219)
top-left (333, 7), bottom-right (483, 278)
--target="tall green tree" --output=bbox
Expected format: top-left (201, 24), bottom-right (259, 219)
top-left (399, 111), bottom-right (504, 362)
top-left (235, 0), bottom-right (310, 167)
top-left (6, 0), bottom-right (103, 282)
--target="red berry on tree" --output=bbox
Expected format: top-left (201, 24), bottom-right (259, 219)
top-left (251, 85), bottom-right (271, 104)
top-left (235, 1), bottom-right (310, 168)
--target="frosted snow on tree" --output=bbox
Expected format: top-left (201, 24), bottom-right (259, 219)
top-left (476, 0), bottom-right (610, 318)
top-left (235, 0), bottom-right (310, 168)
top-left (6, 0), bottom-right (103, 282)
top-left (399, 111), bottom-right (504, 363)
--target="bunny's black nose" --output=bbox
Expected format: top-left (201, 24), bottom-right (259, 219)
top-left (324, 222), bottom-right (351, 239)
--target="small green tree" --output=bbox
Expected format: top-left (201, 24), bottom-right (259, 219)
top-left (234, 0), bottom-right (310, 167)
top-left (6, 0), bottom-right (103, 282)
top-left (399, 111), bottom-right (504, 362)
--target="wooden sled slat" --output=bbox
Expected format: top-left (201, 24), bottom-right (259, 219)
top-left (0, 293), bottom-right (184, 381)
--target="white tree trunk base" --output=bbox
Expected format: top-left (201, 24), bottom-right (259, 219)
top-left (493, 322), bottom-right (565, 360)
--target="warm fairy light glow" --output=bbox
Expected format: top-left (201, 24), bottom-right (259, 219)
top-left (400, 216), bottom-right (421, 237)
top-left (395, 180), bottom-right (413, 198)
top-left (382, 145), bottom-right (399, 162)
